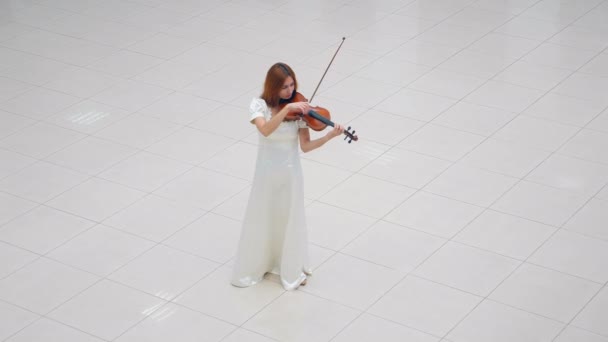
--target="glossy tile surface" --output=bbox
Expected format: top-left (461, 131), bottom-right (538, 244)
top-left (0, 0), bottom-right (607, 341)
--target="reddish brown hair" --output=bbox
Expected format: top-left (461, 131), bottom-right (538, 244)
top-left (261, 62), bottom-right (298, 108)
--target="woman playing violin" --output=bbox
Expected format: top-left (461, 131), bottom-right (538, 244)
top-left (231, 62), bottom-right (344, 290)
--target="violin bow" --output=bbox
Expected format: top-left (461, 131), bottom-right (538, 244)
top-left (308, 37), bottom-right (346, 104)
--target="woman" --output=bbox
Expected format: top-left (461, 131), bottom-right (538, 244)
top-left (231, 62), bottom-right (344, 290)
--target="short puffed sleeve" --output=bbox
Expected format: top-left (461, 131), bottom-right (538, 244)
top-left (249, 98), bottom-right (267, 123)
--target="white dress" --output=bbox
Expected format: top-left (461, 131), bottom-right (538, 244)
top-left (231, 98), bottom-right (311, 291)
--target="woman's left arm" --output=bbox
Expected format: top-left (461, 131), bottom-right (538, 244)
top-left (299, 124), bottom-right (344, 153)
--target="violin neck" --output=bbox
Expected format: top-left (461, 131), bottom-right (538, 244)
top-left (307, 109), bottom-right (334, 127)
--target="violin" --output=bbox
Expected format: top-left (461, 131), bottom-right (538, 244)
top-left (280, 37), bottom-right (358, 144)
top-left (279, 91), bottom-right (358, 143)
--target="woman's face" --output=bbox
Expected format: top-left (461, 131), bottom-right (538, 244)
top-left (279, 76), bottom-right (295, 100)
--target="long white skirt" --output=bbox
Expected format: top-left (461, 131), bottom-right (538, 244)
top-left (231, 131), bottom-right (310, 290)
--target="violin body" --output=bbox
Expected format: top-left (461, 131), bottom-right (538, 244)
top-left (279, 91), bottom-right (358, 143)
top-left (280, 92), bottom-right (329, 131)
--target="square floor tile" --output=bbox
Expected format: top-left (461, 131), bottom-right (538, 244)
top-left (94, 113), bottom-right (181, 149)
top-left (355, 57), bottom-right (431, 87)
top-left (559, 129), bottom-right (608, 164)
top-left (385, 191), bottom-right (484, 238)
top-left (0, 110), bottom-right (34, 140)
top-left (375, 88), bottom-right (457, 122)
top-left (133, 60), bottom-right (210, 91)
top-left (398, 124), bottom-right (485, 161)
top-left (0, 241), bottom-right (38, 279)
top-left (554, 326), bottom-right (608, 342)
top-left (306, 201), bottom-right (376, 251)
top-left (553, 72), bottom-right (608, 105)
top-left (332, 313), bottom-right (439, 342)
top-left (48, 280), bottom-right (166, 341)
top-left (175, 266), bottom-right (284, 326)
top-left (587, 108), bottom-right (608, 133)
top-left (432, 101), bottom-right (516, 136)
top-left (137, 92), bottom-right (222, 126)
top-left (43, 66), bottom-right (121, 98)
top-left (45, 100), bottom-right (131, 135)
top-left (490, 263), bottom-right (601, 322)
top-left (565, 198), bottom-right (608, 241)
top-left (127, 33), bottom-right (200, 59)
top-left (414, 242), bottom-right (520, 296)
top-left (525, 154), bottom-right (608, 196)
top-left (524, 92), bottom-right (605, 127)
top-left (464, 80), bottom-right (545, 114)
top-left (495, 15), bottom-right (565, 41)
top-left (0, 301), bottom-right (39, 341)
top-left (98, 151), bottom-right (191, 192)
top-left (109, 245), bottom-right (218, 301)
top-left (343, 220), bottom-right (446, 273)
top-left (164, 213), bottom-right (240, 263)
top-left (385, 39), bottom-right (462, 67)
top-left (468, 32), bottom-right (541, 59)
top-left (0, 161), bottom-right (88, 203)
top-left (88, 50), bottom-right (163, 78)
top-left (438, 49), bottom-right (516, 79)
top-left (155, 167), bottom-right (249, 211)
top-left (201, 142), bottom-right (257, 181)
top-left (103, 194), bottom-right (205, 242)
top-left (301, 253), bottom-right (403, 310)
top-left (0, 257), bottom-right (99, 314)
top-left (424, 164), bottom-right (519, 207)
top-left (408, 69), bottom-right (486, 100)
top-left (0, 205), bottom-right (94, 254)
top-left (492, 181), bottom-right (590, 227)
top-left (454, 210), bottom-right (556, 260)
top-left (320, 174), bottom-right (416, 219)
top-left (44, 136), bottom-right (137, 176)
top-left (361, 147), bottom-right (451, 189)
top-left (47, 225), bottom-right (154, 276)
top-left (523, 42), bottom-right (597, 70)
top-left (114, 303), bottom-right (235, 342)
top-left (1, 122), bottom-right (86, 159)
top-left (5, 317), bottom-right (105, 342)
top-left (493, 60), bottom-right (572, 91)
top-left (529, 230), bottom-right (608, 283)
top-left (300, 159), bottom-right (352, 200)
top-left (348, 109), bottom-right (424, 146)
top-left (46, 177), bottom-right (146, 222)
top-left (244, 290), bottom-right (360, 342)
top-left (0, 148), bottom-right (35, 180)
top-left (91, 80), bottom-right (172, 112)
top-left (572, 287), bottom-right (608, 337)
top-left (369, 276), bottom-right (481, 337)
top-left (220, 329), bottom-right (275, 342)
top-left (0, 87), bottom-right (81, 120)
top-left (146, 127), bottom-right (236, 166)
top-left (302, 138), bottom-right (389, 173)
top-left (460, 138), bottom-right (550, 178)
top-left (447, 300), bottom-right (564, 342)
top-left (189, 103), bottom-right (256, 140)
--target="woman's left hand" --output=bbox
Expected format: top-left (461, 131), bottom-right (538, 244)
top-left (326, 124), bottom-right (345, 139)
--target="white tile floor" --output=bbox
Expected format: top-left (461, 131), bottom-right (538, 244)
top-left (0, 0), bottom-right (607, 341)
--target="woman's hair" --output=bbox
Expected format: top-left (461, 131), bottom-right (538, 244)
top-left (261, 62), bottom-right (298, 108)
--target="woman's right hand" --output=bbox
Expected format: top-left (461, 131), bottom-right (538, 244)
top-left (287, 102), bottom-right (310, 115)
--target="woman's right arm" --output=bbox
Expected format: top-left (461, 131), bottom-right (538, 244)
top-left (252, 102), bottom-right (309, 137)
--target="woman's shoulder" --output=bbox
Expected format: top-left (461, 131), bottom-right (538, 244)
top-left (250, 97), bottom-right (268, 110)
